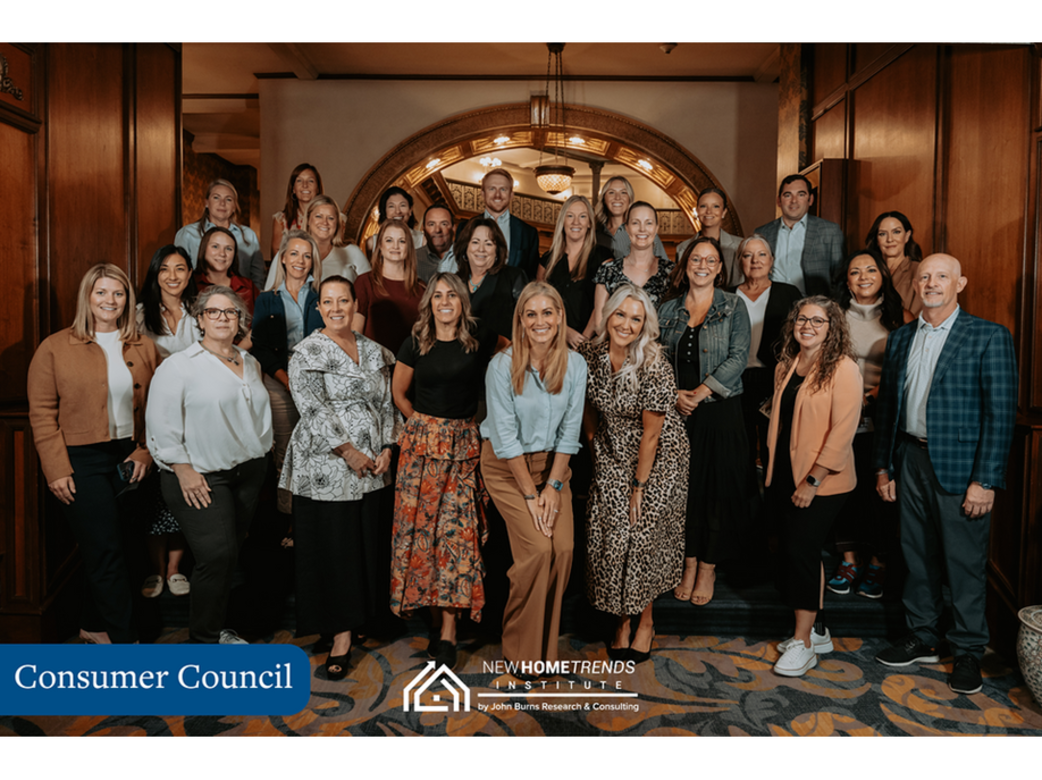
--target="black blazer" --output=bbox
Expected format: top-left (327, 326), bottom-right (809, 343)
top-left (729, 281), bottom-right (802, 369)
top-left (507, 214), bottom-right (540, 279)
top-left (250, 287), bottom-right (323, 377)
top-left (470, 266), bottom-right (528, 341)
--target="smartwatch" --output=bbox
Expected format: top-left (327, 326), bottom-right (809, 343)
top-left (805, 474), bottom-right (821, 488)
top-left (548, 479), bottom-right (564, 492)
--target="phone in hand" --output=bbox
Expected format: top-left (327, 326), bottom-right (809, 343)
top-left (115, 461), bottom-right (140, 496)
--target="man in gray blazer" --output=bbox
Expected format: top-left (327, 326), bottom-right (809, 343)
top-left (754, 174), bottom-right (845, 296)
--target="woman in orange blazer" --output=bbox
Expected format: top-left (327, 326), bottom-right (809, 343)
top-left (28, 264), bottom-right (160, 644)
top-left (765, 295), bottom-right (861, 678)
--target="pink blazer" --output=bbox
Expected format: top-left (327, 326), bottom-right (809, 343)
top-left (765, 355), bottom-right (862, 496)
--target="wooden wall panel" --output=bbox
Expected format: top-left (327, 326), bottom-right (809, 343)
top-left (811, 101), bottom-right (846, 164)
top-left (812, 44), bottom-right (847, 106)
top-left (943, 45), bottom-right (1030, 335)
top-left (45, 44), bottom-right (127, 335)
top-left (0, 123), bottom-right (37, 406)
top-left (849, 45), bottom-right (938, 260)
top-left (852, 44), bottom-right (893, 75)
top-left (133, 44), bottom-right (180, 283)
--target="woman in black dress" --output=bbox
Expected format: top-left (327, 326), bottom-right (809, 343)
top-left (536, 194), bottom-right (612, 348)
top-left (453, 217), bottom-right (527, 342)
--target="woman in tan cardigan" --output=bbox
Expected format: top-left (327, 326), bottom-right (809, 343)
top-left (28, 264), bottom-right (160, 644)
top-left (765, 295), bottom-right (861, 678)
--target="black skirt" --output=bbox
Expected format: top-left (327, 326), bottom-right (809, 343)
top-left (684, 394), bottom-right (749, 562)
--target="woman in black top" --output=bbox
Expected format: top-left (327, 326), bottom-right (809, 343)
top-left (453, 217), bottom-right (527, 342)
top-left (390, 272), bottom-right (498, 670)
top-left (537, 194), bottom-right (612, 349)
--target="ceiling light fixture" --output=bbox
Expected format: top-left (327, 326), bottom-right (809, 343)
top-left (534, 43), bottom-right (575, 196)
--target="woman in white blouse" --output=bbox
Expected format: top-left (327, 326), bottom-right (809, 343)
top-left (146, 286), bottom-right (272, 645)
top-left (263, 195), bottom-right (370, 289)
top-left (135, 245), bottom-right (201, 600)
top-left (280, 275), bottom-right (400, 681)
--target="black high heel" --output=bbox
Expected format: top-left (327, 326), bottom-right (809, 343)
top-left (325, 651), bottom-right (351, 681)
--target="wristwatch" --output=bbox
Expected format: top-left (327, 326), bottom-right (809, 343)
top-left (548, 479), bottom-right (564, 492)
top-left (631, 478), bottom-right (647, 489)
top-left (805, 474), bottom-right (821, 488)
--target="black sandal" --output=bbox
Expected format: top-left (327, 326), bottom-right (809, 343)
top-left (325, 652), bottom-right (351, 681)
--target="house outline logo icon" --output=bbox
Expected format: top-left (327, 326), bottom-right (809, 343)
top-left (402, 660), bottom-right (471, 713)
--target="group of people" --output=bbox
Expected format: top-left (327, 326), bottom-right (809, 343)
top-left (27, 164), bottom-right (1017, 698)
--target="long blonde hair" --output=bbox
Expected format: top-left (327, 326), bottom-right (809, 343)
top-left (594, 176), bottom-right (634, 230)
top-left (545, 195), bottom-right (597, 282)
top-left (71, 264), bottom-right (138, 342)
top-left (304, 194), bottom-right (345, 248)
top-left (268, 229), bottom-right (323, 293)
top-left (411, 273), bottom-right (480, 355)
top-left (510, 282), bottom-right (569, 395)
top-left (594, 285), bottom-right (662, 394)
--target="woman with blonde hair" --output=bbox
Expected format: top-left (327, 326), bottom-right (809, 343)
top-left (264, 194), bottom-right (369, 289)
top-left (252, 229), bottom-right (324, 519)
top-left (579, 285), bottom-right (688, 664)
top-left (537, 194), bottom-right (612, 348)
top-left (390, 272), bottom-right (499, 669)
top-left (594, 176), bottom-right (669, 262)
top-left (353, 220), bottom-right (426, 352)
top-left (480, 282), bottom-right (587, 665)
top-left (766, 296), bottom-right (861, 677)
top-left (175, 178), bottom-right (265, 289)
top-left (28, 263), bottom-right (160, 643)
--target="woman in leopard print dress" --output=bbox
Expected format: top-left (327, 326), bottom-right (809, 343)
top-left (578, 285), bottom-right (689, 664)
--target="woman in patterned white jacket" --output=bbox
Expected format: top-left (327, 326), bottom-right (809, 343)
top-left (280, 274), bottom-right (401, 681)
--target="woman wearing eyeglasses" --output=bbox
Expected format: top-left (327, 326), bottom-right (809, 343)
top-left (658, 237), bottom-right (750, 608)
top-left (765, 296), bottom-right (860, 677)
top-left (146, 286), bottom-right (272, 644)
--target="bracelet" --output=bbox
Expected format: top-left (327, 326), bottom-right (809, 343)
top-left (631, 477), bottom-right (647, 489)
top-left (523, 494), bottom-right (537, 501)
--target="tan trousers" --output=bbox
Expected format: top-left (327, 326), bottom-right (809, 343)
top-left (480, 441), bottom-right (573, 664)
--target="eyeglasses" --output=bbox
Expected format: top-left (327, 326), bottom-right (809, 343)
top-left (689, 257), bottom-right (720, 268)
top-left (202, 307), bottom-right (241, 320)
top-left (795, 315), bottom-right (829, 329)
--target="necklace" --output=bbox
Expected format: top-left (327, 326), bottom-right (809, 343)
top-left (201, 343), bottom-right (240, 365)
top-left (469, 276), bottom-right (483, 293)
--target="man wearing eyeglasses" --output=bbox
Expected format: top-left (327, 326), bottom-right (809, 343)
top-left (872, 254), bottom-right (1017, 695)
top-left (753, 174), bottom-right (845, 296)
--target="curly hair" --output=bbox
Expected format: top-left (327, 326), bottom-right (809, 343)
top-left (776, 295), bottom-right (857, 394)
top-left (411, 272), bottom-right (479, 355)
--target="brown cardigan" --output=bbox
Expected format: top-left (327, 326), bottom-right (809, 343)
top-left (27, 327), bottom-right (160, 483)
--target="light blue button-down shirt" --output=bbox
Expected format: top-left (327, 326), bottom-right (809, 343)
top-left (278, 277), bottom-right (312, 353)
top-left (770, 214), bottom-right (808, 294)
top-left (902, 306), bottom-right (960, 438)
top-left (484, 209), bottom-right (512, 253)
top-left (480, 349), bottom-right (587, 460)
top-left (436, 245), bottom-right (458, 274)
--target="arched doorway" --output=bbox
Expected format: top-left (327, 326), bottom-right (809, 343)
top-left (342, 102), bottom-right (743, 245)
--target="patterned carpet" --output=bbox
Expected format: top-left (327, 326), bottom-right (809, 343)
top-left (3, 627), bottom-right (1040, 737)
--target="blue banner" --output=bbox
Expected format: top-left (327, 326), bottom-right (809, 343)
top-left (0, 644), bottom-right (311, 716)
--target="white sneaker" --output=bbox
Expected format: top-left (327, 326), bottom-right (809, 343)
top-left (778, 627), bottom-right (834, 655)
top-left (167, 574), bottom-right (190, 597)
top-left (774, 641), bottom-right (818, 677)
top-left (219, 629), bottom-right (248, 645)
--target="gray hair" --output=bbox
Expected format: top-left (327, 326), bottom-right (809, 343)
top-left (736, 233), bottom-right (774, 272)
top-left (594, 284), bottom-right (662, 393)
top-left (193, 285), bottom-right (251, 339)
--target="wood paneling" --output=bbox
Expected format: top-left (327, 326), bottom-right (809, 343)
top-left (133, 44), bottom-right (180, 282)
top-left (0, 122), bottom-right (37, 405)
top-left (852, 44), bottom-right (894, 76)
top-left (811, 100), bottom-right (846, 163)
top-left (850, 45), bottom-right (938, 258)
top-left (943, 45), bottom-right (1030, 335)
top-left (45, 44), bottom-right (128, 334)
top-left (812, 44), bottom-right (847, 107)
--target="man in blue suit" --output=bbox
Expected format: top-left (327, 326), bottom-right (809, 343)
top-left (872, 254), bottom-right (1017, 695)
top-left (478, 169), bottom-right (540, 279)
top-left (754, 174), bottom-right (845, 296)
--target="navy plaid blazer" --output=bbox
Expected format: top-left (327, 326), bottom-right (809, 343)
top-left (872, 310), bottom-right (1017, 494)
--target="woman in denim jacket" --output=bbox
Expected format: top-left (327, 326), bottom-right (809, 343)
top-left (658, 236), bottom-right (751, 607)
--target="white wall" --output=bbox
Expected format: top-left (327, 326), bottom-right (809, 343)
top-left (259, 78), bottom-right (778, 252)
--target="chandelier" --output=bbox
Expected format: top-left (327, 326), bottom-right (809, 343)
top-left (534, 43), bottom-right (575, 195)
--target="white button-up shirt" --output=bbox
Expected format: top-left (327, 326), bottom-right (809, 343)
top-left (770, 214), bottom-right (808, 294)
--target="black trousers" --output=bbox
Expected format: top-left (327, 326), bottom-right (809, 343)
top-left (896, 439), bottom-right (990, 659)
top-left (161, 457), bottom-right (266, 643)
top-left (293, 489), bottom-right (391, 637)
top-left (63, 440), bottom-right (139, 643)
top-left (769, 473), bottom-right (850, 611)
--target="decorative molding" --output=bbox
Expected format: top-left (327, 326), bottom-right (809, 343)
top-left (0, 43), bottom-right (41, 133)
top-left (342, 102), bottom-right (741, 244)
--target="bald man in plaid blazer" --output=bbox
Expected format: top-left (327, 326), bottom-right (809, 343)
top-left (871, 254), bottom-right (1017, 695)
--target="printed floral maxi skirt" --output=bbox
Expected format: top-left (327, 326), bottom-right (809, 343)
top-left (390, 412), bottom-right (488, 621)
